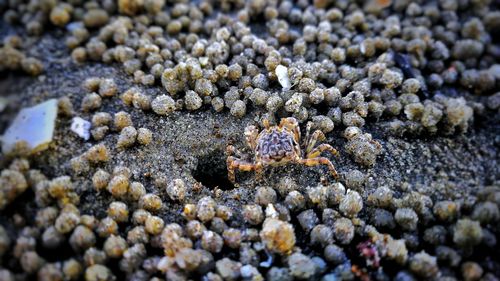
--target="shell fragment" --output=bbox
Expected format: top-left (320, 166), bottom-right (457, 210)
top-left (275, 65), bottom-right (291, 89)
top-left (1, 99), bottom-right (58, 154)
top-left (71, 117), bottom-right (91, 141)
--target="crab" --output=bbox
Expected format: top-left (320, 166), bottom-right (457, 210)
top-left (227, 117), bottom-right (339, 184)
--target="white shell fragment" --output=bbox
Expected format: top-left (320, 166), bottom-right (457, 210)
top-left (1, 99), bottom-right (58, 154)
top-left (275, 65), bottom-right (291, 89)
top-left (71, 117), bottom-right (91, 141)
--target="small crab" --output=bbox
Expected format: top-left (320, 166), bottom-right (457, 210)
top-left (227, 117), bottom-right (339, 183)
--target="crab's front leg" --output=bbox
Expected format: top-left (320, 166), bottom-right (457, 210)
top-left (303, 121), bottom-right (313, 147)
top-left (297, 157), bottom-right (339, 180)
top-left (227, 156), bottom-right (262, 184)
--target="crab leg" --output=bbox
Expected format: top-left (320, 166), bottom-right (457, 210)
top-left (305, 129), bottom-right (326, 155)
top-left (297, 157), bottom-right (339, 180)
top-left (304, 122), bottom-right (313, 147)
top-left (227, 156), bottom-right (260, 183)
top-left (306, 144), bottom-right (339, 158)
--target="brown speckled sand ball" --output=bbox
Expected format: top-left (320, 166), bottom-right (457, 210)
top-left (333, 218), bottom-right (354, 245)
top-left (69, 225), bottom-right (96, 251)
top-left (71, 47), bottom-right (87, 63)
top-left (183, 204), bottom-right (197, 221)
top-left (121, 88), bottom-right (135, 106)
top-left (433, 200), bottom-right (459, 222)
top-left (96, 217), bottom-right (119, 238)
top-left (453, 219), bottom-right (483, 248)
top-left (185, 220), bottom-right (206, 240)
top-left (81, 93), bottom-right (102, 112)
top-left (113, 111), bottom-right (133, 131)
top-left (92, 169), bottom-right (110, 191)
top-left (288, 253), bottom-right (316, 279)
top-left (211, 97), bottom-right (225, 112)
top-left (310, 225), bottom-right (334, 247)
top-left (21, 57), bottom-right (43, 76)
top-left (254, 186), bottom-right (277, 206)
top-left (63, 259), bottom-right (82, 280)
top-left (132, 90), bottom-right (151, 110)
top-left (103, 235), bottom-right (128, 259)
top-left (128, 182), bottom-right (146, 201)
top-left (215, 258), bottom-right (242, 280)
top-left (92, 112), bottom-right (112, 127)
top-left (136, 128), bottom-right (153, 145)
top-left (20, 251), bottom-right (44, 274)
top-left (38, 263), bottom-right (64, 281)
top-left (42, 226), bottom-right (65, 249)
top-left (409, 251), bottom-right (439, 279)
top-left (167, 178), bottom-right (186, 201)
top-left (83, 247), bottom-right (107, 266)
top-left (90, 126), bottom-right (108, 141)
top-left (461, 261), bottom-right (483, 281)
top-left (106, 175), bottom-right (129, 198)
top-left (151, 94), bottom-right (176, 115)
top-left (185, 90), bottom-right (203, 111)
top-left (339, 190), bottom-right (363, 218)
top-left (57, 96), bottom-right (74, 117)
top-left (50, 6), bottom-right (70, 27)
top-left (84, 9), bottom-right (109, 28)
top-left (230, 100), bottom-right (246, 118)
top-left (260, 218), bottom-right (295, 254)
top-left (117, 126), bottom-right (137, 149)
top-left (127, 226), bottom-right (149, 245)
top-left (85, 264), bottom-right (115, 281)
top-left (139, 194), bottom-right (163, 213)
top-left (201, 230), bottom-right (224, 253)
top-left (222, 228), bottom-right (242, 249)
top-left (132, 209), bottom-right (151, 226)
top-left (70, 156), bottom-right (90, 175)
top-left (243, 204), bottom-right (264, 225)
top-left (98, 78), bottom-right (117, 98)
top-left (395, 208), bottom-right (419, 231)
top-left (107, 202), bottom-right (129, 223)
top-left (145, 215), bottom-right (164, 235)
top-left (197, 196), bottom-right (217, 223)
top-left (80, 215), bottom-right (98, 230)
top-left (55, 212), bottom-right (80, 234)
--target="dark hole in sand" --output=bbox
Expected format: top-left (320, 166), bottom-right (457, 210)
top-left (193, 150), bottom-right (235, 190)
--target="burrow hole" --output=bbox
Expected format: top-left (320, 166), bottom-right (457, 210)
top-left (193, 149), bottom-right (235, 190)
